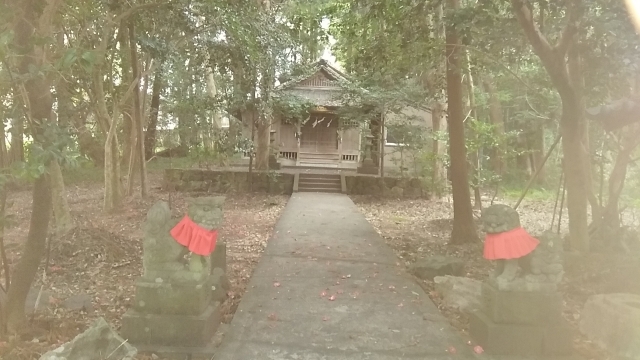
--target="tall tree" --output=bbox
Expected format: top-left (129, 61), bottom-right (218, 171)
top-left (4, 0), bottom-right (60, 330)
top-left (446, 0), bottom-right (478, 244)
top-left (511, 0), bottom-right (590, 252)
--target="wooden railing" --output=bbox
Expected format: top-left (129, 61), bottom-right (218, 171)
top-left (341, 154), bottom-right (358, 162)
top-left (300, 140), bottom-right (338, 153)
top-left (279, 151), bottom-right (297, 160)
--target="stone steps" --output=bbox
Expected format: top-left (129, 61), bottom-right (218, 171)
top-left (297, 174), bottom-right (342, 193)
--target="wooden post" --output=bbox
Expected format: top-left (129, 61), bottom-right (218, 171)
top-left (338, 116), bottom-right (343, 165)
top-left (249, 98), bottom-right (256, 192)
top-left (296, 121), bottom-right (301, 166)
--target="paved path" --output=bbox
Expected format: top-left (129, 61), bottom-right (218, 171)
top-left (215, 193), bottom-right (478, 360)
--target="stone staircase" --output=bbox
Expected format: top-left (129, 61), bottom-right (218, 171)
top-left (297, 173), bottom-right (342, 193)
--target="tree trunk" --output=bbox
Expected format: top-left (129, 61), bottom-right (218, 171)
top-left (464, 51), bottom-right (482, 210)
top-left (119, 23), bottom-right (134, 170)
top-left (530, 121), bottom-right (546, 183)
top-left (482, 76), bottom-right (505, 175)
top-left (131, 22), bottom-right (148, 197)
top-left (431, 101), bottom-right (447, 194)
top-left (48, 160), bottom-right (72, 236)
top-left (512, 0), bottom-right (589, 252)
top-left (8, 115), bottom-right (24, 164)
top-left (429, 3), bottom-right (447, 196)
top-left (5, 0), bottom-right (58, 329)
top-left (52, 45), bottom-right (73, 235)
top-left (145, 68), bottom-right (162, 160)
top-left (125, 21), bottom-right (147, 197)
top-left (561, 101), bottom-right (589, 252)
top-left (254, 0), bottom-right (274, 171)
top-left (255, 121), bottom-right (271, 170)
top-left (446, 0), bottom-right (478, 244)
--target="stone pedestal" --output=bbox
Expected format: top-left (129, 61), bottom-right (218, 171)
top-left (469, 282), bottom-right (572, 356)
top-left (121, 275), bottom-right (222, 352)
top-left (122, 303), bottom-right (221, 347)
top-left (123, 198), bottom-right (228, 357)
top-left (132, 278), bottom-right (213, 315)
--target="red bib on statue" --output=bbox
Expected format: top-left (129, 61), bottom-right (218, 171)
top-left (483, 227), bottom-right (539, 260)
top-left (170, 215), bottom-right (218, 256)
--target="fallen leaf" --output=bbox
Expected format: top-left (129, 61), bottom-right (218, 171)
top-left (447, 346), bottom-right (457, 354)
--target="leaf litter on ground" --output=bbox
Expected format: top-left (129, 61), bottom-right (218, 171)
top-left (352, 194), bottom-right (640, 360)
top-left (1, 171), bottom-right (286, 359)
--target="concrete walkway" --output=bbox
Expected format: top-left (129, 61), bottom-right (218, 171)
top-left (215, 193), bottom-right (478, 360)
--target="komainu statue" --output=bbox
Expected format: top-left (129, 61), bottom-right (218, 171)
top-left (481, 204), bottom-right (564, 291)
top-left (142, 197), bottom-right (225, 283)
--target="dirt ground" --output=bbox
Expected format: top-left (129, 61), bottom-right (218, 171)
top-left (0, 170), bottom-right (287, 359)
top-left (353, 195), bottom-right (640, 360)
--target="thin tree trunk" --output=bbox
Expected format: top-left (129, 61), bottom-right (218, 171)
top-left (48, 161), bottom-right (72, 235)
top-left (129, 21), bottom-right (148, 197)
top-left (482, 76), bottom-right (505, 175)
top-left (464, 51), bottom-right (482, 209)
top-left (255, 121), bottom-right (271, 170)
top-left (446, 0), bottom-right (478, 244)
top-left (51, 35), bottom-right (73, 235)
top-left (431, 102), bottom-right (447, 194)
top-left (429, 3), bottom-right (447, 196)
top-left (127, 20), bottom-right (148, 197)
top-left (145, 68), bottom-right (162, 160)
top-left (530, 121), bottom-right (546, 183)
top-left (8, 114), bottom-right (24, 164)
top-left (119, 24), bottom-right (134, 170)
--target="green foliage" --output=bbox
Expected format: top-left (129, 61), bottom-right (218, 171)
top-left (273, 94), bottom-right (316, 124)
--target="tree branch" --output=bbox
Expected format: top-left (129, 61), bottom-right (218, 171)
top-left (554, 0), bottom-right (580, 56)
top-left (511, 0), bottom-right (555, 63)
top-left (511, 0), bottom-right (574, 97)
top-left (113, 2), bottom-right (171, 24)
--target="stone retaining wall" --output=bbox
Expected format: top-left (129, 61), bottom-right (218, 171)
top-left (164, 169), bottom-right (429, 198)
top-left (163, 169), bottom-right (294, 195)
top-left (345, 175), bottom-right (429, 198)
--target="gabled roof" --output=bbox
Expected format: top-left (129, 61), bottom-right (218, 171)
top-left (274, 59), bottom-right (352, 107)
top-left (275, 59), bottom-right (351, 91)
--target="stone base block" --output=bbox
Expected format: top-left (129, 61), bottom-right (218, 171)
top-left (133, 278), bottom-right (212, 315)
top-left (211, 267), bottom-right (229, 302)
top-left (482, 282), bottom-right (563, 325)
top-left (121, 303), bottom-right (221, 347)
top-left (470, 311), bottom-right (572, 356)
top-left (210, 242), bottom-right (227, 273)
